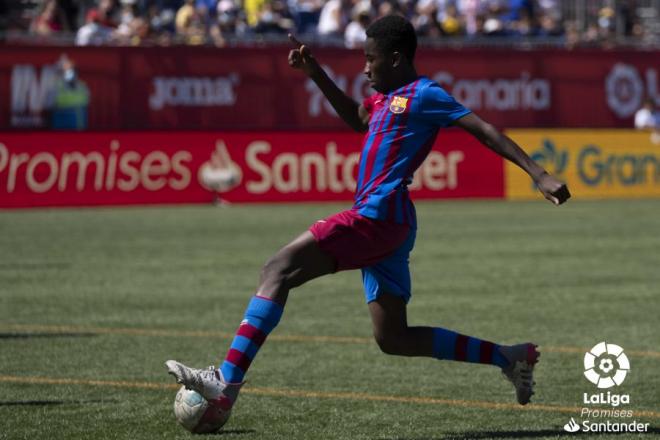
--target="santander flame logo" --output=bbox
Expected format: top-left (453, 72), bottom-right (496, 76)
top-left (197, 141), bottom-right (242, 193)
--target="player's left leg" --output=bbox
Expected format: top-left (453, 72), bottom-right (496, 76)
top-left (368, 292), bottom-right (539, 404)
top-left (368, 292), bottom-right (518, 366)
top-left (368, 291), bottom-right (432, 356)
top-left (364, 230), bottom-right (539, 405)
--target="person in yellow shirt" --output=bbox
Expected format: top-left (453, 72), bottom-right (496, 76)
top-left (244, 0), bottom-right (266, 27)
top-left (175, 0), bottom-right (196, 34)
top-left (50, 56), bottom-right (90, 130)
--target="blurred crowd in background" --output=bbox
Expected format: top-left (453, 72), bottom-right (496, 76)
top-left (1, 0), bottom-right (659, 48)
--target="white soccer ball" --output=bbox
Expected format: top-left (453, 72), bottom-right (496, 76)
top-left (173, 386), bottom-right (231, 434)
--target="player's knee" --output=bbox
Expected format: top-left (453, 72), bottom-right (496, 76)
top-left (373, 330), bottom-right (404, 355)
top-left (260, 252), bottom-right (293, 288)
top-left (260, 256), bottom-right (284, 286)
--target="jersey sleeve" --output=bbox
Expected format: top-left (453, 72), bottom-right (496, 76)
top-left (362, 93), bottom-right (382, 115)
top-left (418, 83), bottom-right (471, 127)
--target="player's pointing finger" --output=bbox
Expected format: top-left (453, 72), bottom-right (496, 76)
top-left (288, 33), bottom-right (303, 48)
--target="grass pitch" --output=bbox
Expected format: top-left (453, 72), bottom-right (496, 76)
top-left (1, 200), bottom-right (659, 440)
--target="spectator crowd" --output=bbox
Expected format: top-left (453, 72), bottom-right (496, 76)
top-left (7, 0), bottom-right (659, 48)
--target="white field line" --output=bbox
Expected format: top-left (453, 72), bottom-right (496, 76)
top-left (1, 374), bottom-right (659, 419)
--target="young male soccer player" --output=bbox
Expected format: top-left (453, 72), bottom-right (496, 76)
top-left (166, 15), bottom-right (570, 419)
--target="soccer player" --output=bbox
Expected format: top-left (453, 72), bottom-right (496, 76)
top-left (166, 15), bottom-right (570, 420)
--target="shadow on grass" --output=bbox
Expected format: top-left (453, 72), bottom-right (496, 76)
top-left (213, 429), bottom-right (257, 436)
top-left (0, 332), bottom-right (96, 339)
top-left (379, 426), bottom-right (660, 439)
top-left (0, 399), bottom-right (115, 407)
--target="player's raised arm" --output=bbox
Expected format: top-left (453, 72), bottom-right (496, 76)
top-left (453, 112), bottom-right (571, 205)
top-left (288, 34), bottom-right (369, 132)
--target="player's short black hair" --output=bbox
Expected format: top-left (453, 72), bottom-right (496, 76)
top-left (366, 14), bottom-right (417, 63)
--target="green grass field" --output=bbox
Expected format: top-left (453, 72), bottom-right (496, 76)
top-left (1, 200), bottom-right (659, 440)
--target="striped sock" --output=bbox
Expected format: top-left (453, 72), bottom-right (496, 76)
top-left (432, 328), bottom-right (509, 368)
top-left (219, 296), bottom-right (283, 383)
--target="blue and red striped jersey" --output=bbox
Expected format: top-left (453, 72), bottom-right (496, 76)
top-left (353, 76), bottom-right (471, 227)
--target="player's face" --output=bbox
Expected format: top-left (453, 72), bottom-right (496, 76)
top-left (363, 38), bottom-right (394, 93)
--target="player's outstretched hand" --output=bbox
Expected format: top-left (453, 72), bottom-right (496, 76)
top-left (536, 172), bottom-right (571, 205)
top-left (288, 34), bottom-right (319, 77)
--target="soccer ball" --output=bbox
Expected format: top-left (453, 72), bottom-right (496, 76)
top-left (173, 386), bottom-right (231, 434)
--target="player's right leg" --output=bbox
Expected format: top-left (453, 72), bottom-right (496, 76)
top-left (166, 229), bottom-right (336, 408)
top-left (256, 229), bottom-right (337, 305)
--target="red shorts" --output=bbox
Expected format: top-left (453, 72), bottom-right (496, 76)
top-left (309, 209), bottom-right (411, 271)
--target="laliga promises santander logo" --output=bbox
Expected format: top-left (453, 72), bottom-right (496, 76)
top-left (583, 342), bottom-right (630, 389)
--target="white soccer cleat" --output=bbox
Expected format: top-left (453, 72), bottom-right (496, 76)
top-left (499, 343), bottom-right (540, 405)
top-left (165, 360), bottom-right (243, 410)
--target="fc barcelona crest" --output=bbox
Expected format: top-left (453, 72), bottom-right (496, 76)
top-left (389, 96), bottom-right (408, 114)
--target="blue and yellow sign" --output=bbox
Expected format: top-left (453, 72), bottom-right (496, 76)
top-left (505, 130), bottom-right (660, 199)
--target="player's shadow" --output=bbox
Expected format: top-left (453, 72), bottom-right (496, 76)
top-left (0, 399), bottom-right (116, 406)
top-left (0, 332), bottom-right (96, 339)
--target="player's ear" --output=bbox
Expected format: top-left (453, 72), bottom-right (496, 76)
top-left (391, 51), bottom-right (402, 68)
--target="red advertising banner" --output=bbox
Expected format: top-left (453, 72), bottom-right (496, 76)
top-left (0, 131), bottom-right (503, 208)
top-left (0, 47), bottom-right (122, 130)
top-left (1, 46), bottom-right (658, 131)
top-left (0, 47), bottom-right (660, 130)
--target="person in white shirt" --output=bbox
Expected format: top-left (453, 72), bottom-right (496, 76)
top-left (344, 2), bottom-right (370, 48)
top-left (634, 98), bottom-right (660, 130)
top-left (317, 0), bottom-right (351, 36)
top-left (75, 10), bottom-right (114, 46)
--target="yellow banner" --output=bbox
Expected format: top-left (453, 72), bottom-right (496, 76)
top-left (505, 130), bottom-right (660, 200)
